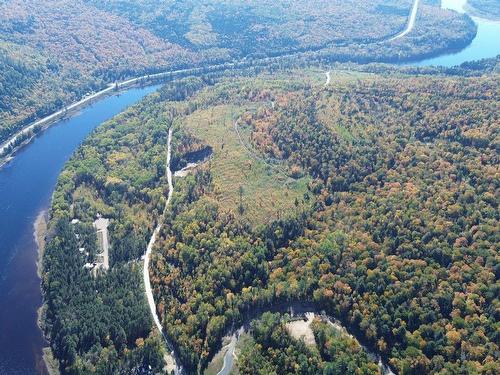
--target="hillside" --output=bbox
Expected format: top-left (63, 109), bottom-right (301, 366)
top-left (0, 0), bottom-right (476, 146)
top-left (467, 0), bottom-right (500, 19)
top-left (41, 62), bottom-right (499, 373)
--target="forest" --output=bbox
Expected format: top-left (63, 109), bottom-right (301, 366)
top-left (148, 68), bottom-right (499, 373)
top-left (466, 0), bottom-right (500, 19)
top-left (0, 0), bottom-right (476, 146)
top-left (40, 48), bottom-right (499, 375)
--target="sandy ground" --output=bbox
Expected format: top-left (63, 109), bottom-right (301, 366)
top-left (93, 217), bottom-right (110, 270)
top-left (34, 211), bottom-right (48, 278)
top-left (34, 211), bottom-right (61, 375)
top-left (174, 162), bottom-right (199, 177)
top-left (286, 312), bottom-right (316, 346)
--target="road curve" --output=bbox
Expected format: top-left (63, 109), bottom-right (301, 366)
top-left (0, 0), bottom-right (422, 161)
top-left (324, 71), bottom-right (331, 86)
top-left (216, 335), bottom-right (237, 375)
top-left (143, 127), bottom-right (182, 374)
top-left (389, 0), bottom-right (421, 41)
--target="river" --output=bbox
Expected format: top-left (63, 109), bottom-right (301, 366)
top-left (0, 85), bottom-right (159, 374)
top-left (414, 0), bottom-right (500, 66)
top-left (0, 0), bottom-right (498, 373)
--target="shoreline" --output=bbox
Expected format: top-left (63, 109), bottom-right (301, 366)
top-left (1, 81), bottom-right (149, 168)
top-left (0, 64), bottom-right (211, 167)
top-left (34, 210), bottom-right (48, 278)
top-left (34, 210), bottom-right (61, 375)
top-left (0, 1), bottom-right (481, 169)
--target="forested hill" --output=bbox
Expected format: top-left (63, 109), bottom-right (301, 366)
top-left (0, 0), bottom-right (476, 146)
top-left (466, 0), bottom-right (500, 19)
top-left (41, 61), bottom-right (499, 373)
top-left (151, 70), bottom-right (499, 374)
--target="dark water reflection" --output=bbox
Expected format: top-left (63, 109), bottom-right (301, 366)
top-left (0, 85), bottom-right (159, 374)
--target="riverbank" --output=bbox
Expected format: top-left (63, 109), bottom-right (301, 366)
top-left (0, 81), bottom-right (147, 167)
top-left (412, 0), bottom-right (500, 66)
top-left (34, 211), bottom-right (61, 375)
top-left (0, 0), bottom-right (482, 169)
top-left (34, 211), bottom-right (47, 278)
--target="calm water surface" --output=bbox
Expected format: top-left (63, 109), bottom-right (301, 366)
top-left (415, 0), bottom-right (500, 67)
top-left (0, 85), bottom-right (159, 374)
top-left (0, 1), bottom-right (499, 374)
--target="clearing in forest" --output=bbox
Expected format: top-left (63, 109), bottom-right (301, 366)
top-left (182, 104), bottom-right (309, 226)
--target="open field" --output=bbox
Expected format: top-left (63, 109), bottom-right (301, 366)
top-left (182, 104), bottom-right (310, 226)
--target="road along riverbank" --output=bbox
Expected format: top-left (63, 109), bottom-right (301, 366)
top-left (0, 85), bottom-right (160, 375)
top-left (0, 0), bottom-right (461, 168)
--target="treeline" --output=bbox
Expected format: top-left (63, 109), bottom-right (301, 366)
top-left (42, 76), bottom-right (222, 373)
top-left (237, 312), bottom-right (379, 374)
top-left (149, 74), bottom-right (499, 373)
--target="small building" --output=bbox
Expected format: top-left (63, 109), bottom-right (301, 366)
top-left (93, 217), bottom-right (110, 271)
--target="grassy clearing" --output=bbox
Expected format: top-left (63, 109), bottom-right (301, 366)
top-left (182, 103), bottom-right (310, 227)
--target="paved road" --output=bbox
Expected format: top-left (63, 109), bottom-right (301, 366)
top-left (0, 0), bottom-right (422, 163)
top-left (389, 0), bottom-right (421, 41)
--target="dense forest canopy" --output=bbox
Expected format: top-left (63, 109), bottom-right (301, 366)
top-left (152, 71), bottom-right (499, 373)
top-left (0, 0), bottom-right (476, 146)
top-left (41, 58), bottom-right (499, 374)
top-left (466, 0), bottom-right (500, 19)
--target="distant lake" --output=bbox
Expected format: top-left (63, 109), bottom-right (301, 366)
top-left (0, 85), bottom-right (159, 375)
top-left (416, 0), bottom-right (500, 66)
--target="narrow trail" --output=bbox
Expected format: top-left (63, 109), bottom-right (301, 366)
top-left (389, 0), bottom-right (421, 41)
top-left (233, 119), bottom-right (290, 180)
top-left (143, 127), bottom-right (183, 374)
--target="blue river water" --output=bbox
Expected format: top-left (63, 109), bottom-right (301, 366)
top-left (0, 1), bottom-right (498, 374)
top-left (0, 85), bottom-right (159, 375)
top-left (415, 0), bottom-right (500, 67)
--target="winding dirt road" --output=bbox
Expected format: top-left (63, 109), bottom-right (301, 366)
top-left (324, 71), bottom-right (331, 86)
top-left (142, 127), bottom-right (183, 374)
